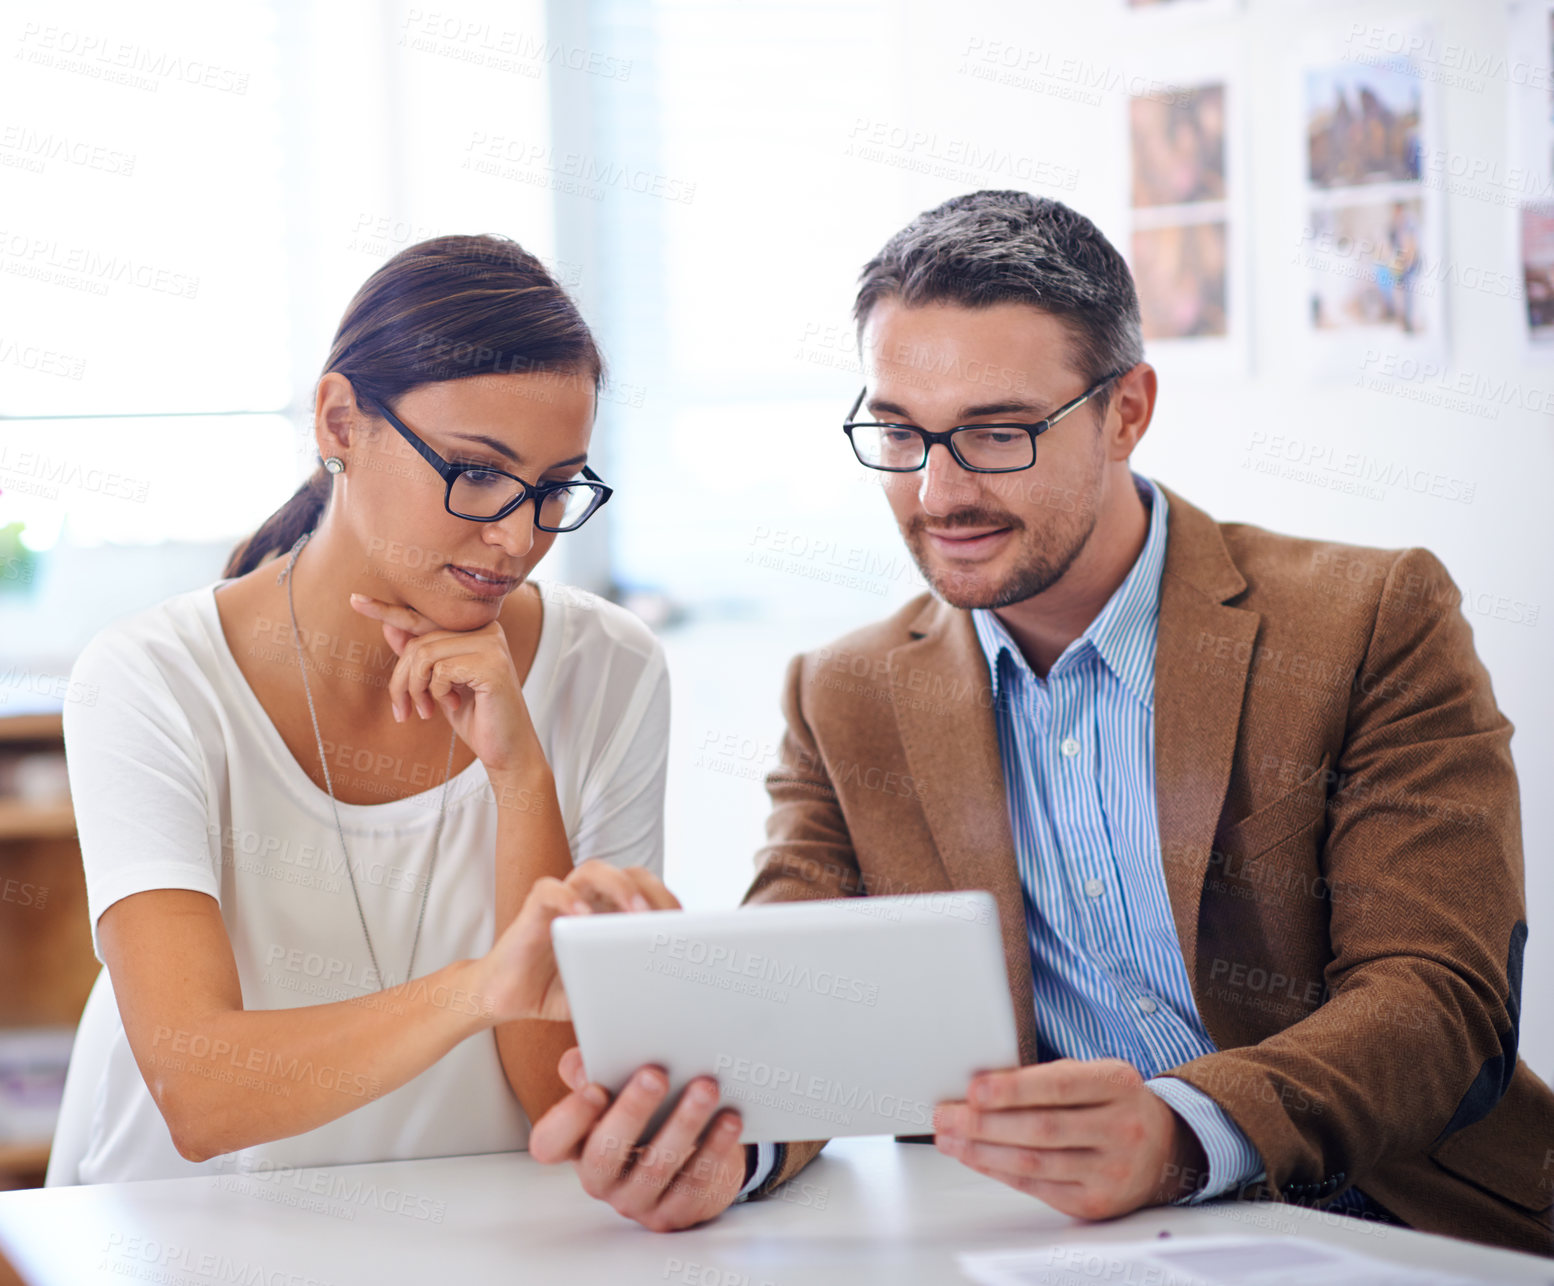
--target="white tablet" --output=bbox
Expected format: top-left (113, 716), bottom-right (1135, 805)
top-left (551, 892), bottom-right (1021, 1143)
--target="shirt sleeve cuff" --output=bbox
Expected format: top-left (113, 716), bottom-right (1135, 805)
top-left (1145, 1076), bottom-right (1266, 1204)
top-left (734, 1142), bottom-right (777, 1203)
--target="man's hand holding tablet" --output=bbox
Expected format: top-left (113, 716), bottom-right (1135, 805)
top-left (530, 1045), bottom-right (749, 1232)
top-left (530, 893), bottom-right (1022, 1231)
top-left (932, 1059), bottom-right (1211, 1220)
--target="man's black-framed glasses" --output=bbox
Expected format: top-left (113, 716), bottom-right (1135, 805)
top-left (366, 395), bottom-right (613, 531)
top-left (842, 369), bottom-right (1131, 474)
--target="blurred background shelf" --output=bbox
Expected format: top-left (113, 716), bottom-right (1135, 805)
top-left (0, 717), bottom-right (63, 746)
top-left (0, 802), bottom-right (75, 843)
top-left (0, 1142), bottom-right (49, 1188)
top-left (0, 711), bottom-right (93, 1191)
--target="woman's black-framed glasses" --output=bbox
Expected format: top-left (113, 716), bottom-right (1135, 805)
top-left (366, 396), bottom-right (613, 532)
top-left (842, 369), bottom-right (1130, 474)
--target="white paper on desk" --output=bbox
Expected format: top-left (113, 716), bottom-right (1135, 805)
top-left (958, 1235), bottom-right (1512, 1286)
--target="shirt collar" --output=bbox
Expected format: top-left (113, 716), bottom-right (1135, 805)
top-left (971, 475), bottom-right (1168, 710)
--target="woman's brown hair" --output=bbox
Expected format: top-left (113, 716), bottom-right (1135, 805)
top-left (223, 234), bottom-right (603, 578)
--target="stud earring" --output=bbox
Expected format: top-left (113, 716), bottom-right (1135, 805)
top-left (324, 457), bottom-right (345, 475)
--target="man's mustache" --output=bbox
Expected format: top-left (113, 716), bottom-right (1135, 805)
top-left (906, 509), bottom-right (1024, 536)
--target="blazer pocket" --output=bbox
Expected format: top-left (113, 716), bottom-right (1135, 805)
top-left (1215, 756), bottom-right (1331, 863)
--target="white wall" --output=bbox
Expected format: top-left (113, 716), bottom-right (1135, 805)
top-left (862, 0), bottom-right (1553, 1079)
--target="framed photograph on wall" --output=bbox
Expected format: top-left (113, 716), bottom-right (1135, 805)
top-left (1122, 51), bottom-right (1248, 376)
top-left (1296, 26), bottom-right (1446, 377)
top-left (1522, 204), bottom-right (1554, 346)
top-left (1506, 1), bottom-right (1554, 357)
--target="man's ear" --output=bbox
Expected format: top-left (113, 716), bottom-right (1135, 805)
top-left (1105, 363), bottom-right (1157, 463)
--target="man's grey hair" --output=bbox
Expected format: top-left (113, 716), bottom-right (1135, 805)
top-left (854, 190), bottom-right (1144, 413)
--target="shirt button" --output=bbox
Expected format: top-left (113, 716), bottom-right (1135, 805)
top-left (1136, 996), bottom-right (1158, 1014)
top-left (1084, 877), bottom-right (1105, 898)
top-left (1060, 737), bottom-right (1081, 758)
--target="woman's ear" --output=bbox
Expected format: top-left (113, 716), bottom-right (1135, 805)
top-left (315, 372), bottom-right (368, 463)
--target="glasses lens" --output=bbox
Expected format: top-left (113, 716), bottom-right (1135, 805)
top-left (851, 426), bottom-right (925, 471)
top-left (449, 468), bottom-right (525, 518)
top-left (537, 483), bottom-right (601, 532)
top-left (951, 427), bottom-right (1035, 471)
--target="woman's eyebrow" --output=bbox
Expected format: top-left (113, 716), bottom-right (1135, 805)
top-left (445, 433), bottom-right (587, 471)
top-left (447, 432), bottom-right (523, 463)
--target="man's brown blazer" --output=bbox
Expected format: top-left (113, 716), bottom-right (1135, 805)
top-left (743, 483), bottom-right (1553, 1257)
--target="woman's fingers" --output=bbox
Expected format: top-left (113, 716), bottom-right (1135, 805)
top-left (392, 630), bottom-right (508, 722)
top-left (622, 866), bottom-right (682, 911)
top-left (389, 636), bottom-right (472, 722)
top-left (564, 861), bottom-right (683, 914)
top-left (391, 635), bottom-right (461, 722)
top-left (489, 877), bottom-right (591, 1020)
top-left (348, 593), bottom-right (440, 641)
top-left (565, 861), bottom-right (651, 913)
top-left (513, 876), bottom-right (591, 937)
top-left (348, 598), bottom-right (506, 720)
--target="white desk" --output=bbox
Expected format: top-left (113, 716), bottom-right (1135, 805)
top-left (0, 1139), bottom-right (1548, 1285)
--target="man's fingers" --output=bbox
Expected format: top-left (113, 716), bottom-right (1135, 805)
top-left (528, 1084), bottom-right (611, 1164)
top-left (938, 1135), bottom-right (1099, 1184)
top-left (558, 1045), bottom-right (588, 1091)
top-left (967, 1059), bottom-right (1140, 1111)
top-left (934, 1102), bottom-right (1109, 1149)
top-left (963, 1155), bottom-right (1091, 1209)
top-left (648, 1112), bottom-right (745, 1231)
top-left (576, 1066), bottom-right (671, 1196)
top-left (609, 1078), bottom-right (725, 1218)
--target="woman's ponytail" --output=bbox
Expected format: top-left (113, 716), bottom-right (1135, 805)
top-left (222, 466), bottom-right (331, 579)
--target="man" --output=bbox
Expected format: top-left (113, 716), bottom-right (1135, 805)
top-left (530, 191), bottom-right (1554, 1256)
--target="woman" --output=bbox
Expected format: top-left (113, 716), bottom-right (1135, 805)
top-left (49, 234), bottom-right (675, 1184)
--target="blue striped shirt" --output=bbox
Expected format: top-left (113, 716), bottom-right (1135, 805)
top-left (970, 476), bottom-right (1263, 1203)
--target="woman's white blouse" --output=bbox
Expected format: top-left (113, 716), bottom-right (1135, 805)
top-left (58, 577), bottom-right (669, 1184)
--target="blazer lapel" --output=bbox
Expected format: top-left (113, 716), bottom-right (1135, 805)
top-left (882, 484), bottom-right (1254, 1061)
top-left (888, 602), bottom-right (1041, 1065)
top-left (1153, 485), bottom-right (1259, 991)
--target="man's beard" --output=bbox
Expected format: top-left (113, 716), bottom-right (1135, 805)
top-left (904, 499), bottom-right (1099, 610)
